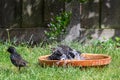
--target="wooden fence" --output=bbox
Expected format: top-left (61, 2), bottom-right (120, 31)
top-left (81, 0), bottom-right (120, 29)
top-left (0, 0), bottom-right (64, 28)
top-left (0, 0), bottom-right (120, 43)
top-left (0, 0), bottom-right (120, 28)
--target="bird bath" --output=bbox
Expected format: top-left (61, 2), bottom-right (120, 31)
top-left (38, 53), bottom-right (111, 67)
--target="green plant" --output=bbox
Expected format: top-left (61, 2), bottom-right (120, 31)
top-left (115, 37), bottom-right (120, 47)
top-left (45, 11), bottom-right (71, 42)
top-left (90, 38), bottom-right (116, 50)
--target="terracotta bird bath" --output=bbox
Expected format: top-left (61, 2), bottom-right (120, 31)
top-left (38, 53), bottom-right (111, 67)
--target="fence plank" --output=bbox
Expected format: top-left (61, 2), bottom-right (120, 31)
top-left (22, 0), bottom-right (44, 28)
top-left (0, 0), bottom-right (16, 28)
top-left (81, 0), bottom-right (100, 29)
top-left (101, 0), bottom-right (120, 29)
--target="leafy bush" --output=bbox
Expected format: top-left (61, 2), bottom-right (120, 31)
top-left (45, 11), bottom-right (71, 42)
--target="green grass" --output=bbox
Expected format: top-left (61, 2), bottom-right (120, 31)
top-left (0, 41), bottom-right (120, 80)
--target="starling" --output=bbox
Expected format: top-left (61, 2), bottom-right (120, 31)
top-left (48, 45), bottom-right (82, 60)
top-left (7, 46), bottom-right (28, 70)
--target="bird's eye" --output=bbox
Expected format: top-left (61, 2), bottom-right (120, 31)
top-left (61, 58), bottom-right (65, 60)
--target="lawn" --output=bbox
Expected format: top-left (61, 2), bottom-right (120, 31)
top-left (0, 40), bottom-right (120, 80)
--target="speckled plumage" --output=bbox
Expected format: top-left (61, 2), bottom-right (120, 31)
top-left (48, 45), bottom-right (83, 60)
top-left (7, 46), bottom-right (28, 70)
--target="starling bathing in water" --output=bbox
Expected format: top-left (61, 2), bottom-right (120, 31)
top-left (7, 46), bottom-right (28, 70)
top-left (48, 45), bottom-right (83, 60)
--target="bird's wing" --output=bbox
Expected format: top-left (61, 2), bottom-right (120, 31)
top-left (11, 53), bottom-right (27, 66)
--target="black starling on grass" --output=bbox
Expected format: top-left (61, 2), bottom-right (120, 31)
top-left (7, 46), bottom-right (28, 70)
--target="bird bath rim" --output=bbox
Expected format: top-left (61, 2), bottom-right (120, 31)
top-left (38, 53), bottom-right (111, 67)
